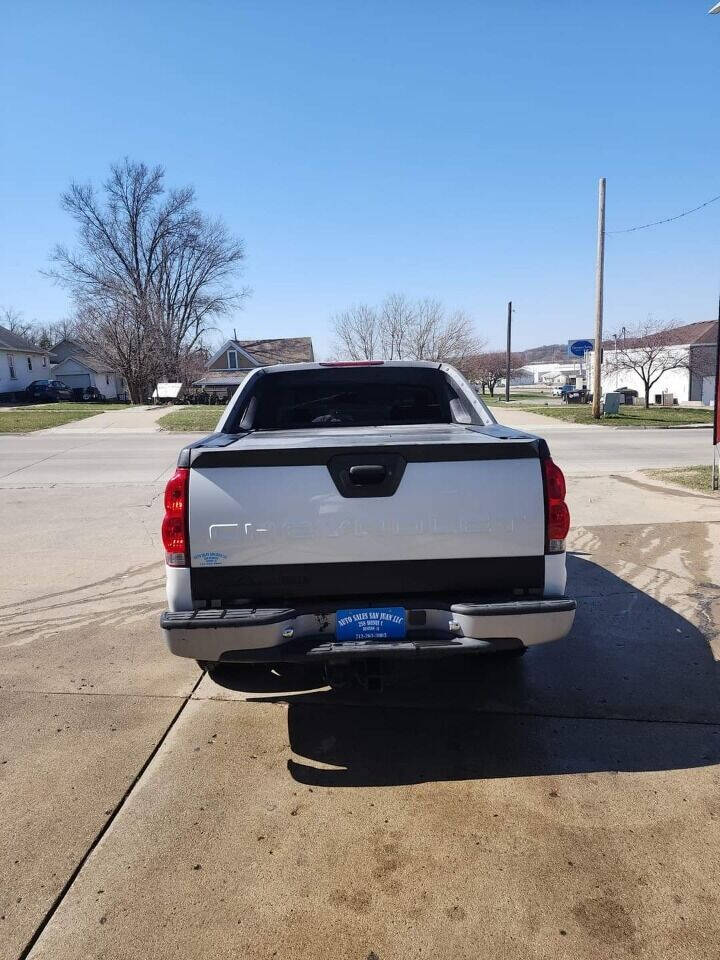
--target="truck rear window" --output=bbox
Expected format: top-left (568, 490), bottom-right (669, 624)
top-left (246, 368), bottom-right (453, 430)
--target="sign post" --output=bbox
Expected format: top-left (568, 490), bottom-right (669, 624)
top-left (567, 339), bottom-right (594, 391)
top-left (567, 339), bottom-right (594, 359)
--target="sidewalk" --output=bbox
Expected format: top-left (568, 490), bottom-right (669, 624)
top-left (494, 406), bottom-right (713, 432)
top-left (493, 406), bottom-right (585, 430)
top-left (40, 405), bottom-right (182, 434)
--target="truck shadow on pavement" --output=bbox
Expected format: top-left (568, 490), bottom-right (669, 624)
top-left (210, 556), bottom-right (720, 787)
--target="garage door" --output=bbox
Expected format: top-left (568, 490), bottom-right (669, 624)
top-left (58, 373), bottom-right (91, 388)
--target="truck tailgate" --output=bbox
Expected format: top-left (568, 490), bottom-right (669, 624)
top-left (186, 425), bottom-right (547, 601)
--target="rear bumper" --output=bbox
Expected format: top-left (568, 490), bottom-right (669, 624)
top-left (161, 598), bottom-right (576, 663)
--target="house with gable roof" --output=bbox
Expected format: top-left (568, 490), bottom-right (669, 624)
top-left (50, 339), bottom-right (127, 399)
top-left (0, 325), bottom-right (52, 400)
top-left (194, 336), bottom-right (315, 396)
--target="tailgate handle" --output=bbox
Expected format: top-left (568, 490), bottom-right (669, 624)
top-left (349, 464), bottom-right (387, 485)
top-left (328, 454), bottom-right (406, 498)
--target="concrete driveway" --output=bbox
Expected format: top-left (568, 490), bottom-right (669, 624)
top-left (1, 426), bottom-right (719, 960)
top-left (43, 403), bottom-right (183, 433)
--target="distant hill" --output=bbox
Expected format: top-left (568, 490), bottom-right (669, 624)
top-left (519, 343), bottom-right (568, 364)
top-left (517, 321), bottom-right (718, 363)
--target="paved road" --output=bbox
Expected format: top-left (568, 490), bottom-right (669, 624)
top-left (1, 418), bottom-right (719, 959)
top-left (0, 411), bottom-right (714, 488)
top-left (496, 406), bottom-right (715, 475)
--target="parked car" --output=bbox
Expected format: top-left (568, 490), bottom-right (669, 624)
top-left (26, 379), bottom-right (73, 402)
top-left (161, 361), bottom-right (576, 674)
top-left (563, 387), bottom-right (590, 404)
top-left (551, 384), bottom-right (577, 398)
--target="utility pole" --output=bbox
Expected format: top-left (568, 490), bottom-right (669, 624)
top-left (505, 301), bottom-right (512, 402)
top-left (708, 5), bottom-right (720, 485)
top-left (592, 178), bottom-right (606, 419)
top-left (712, 292), bottom-right (720, 489)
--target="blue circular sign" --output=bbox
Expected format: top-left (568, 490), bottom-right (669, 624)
top-left (569, 339), bottom-right (593, 357)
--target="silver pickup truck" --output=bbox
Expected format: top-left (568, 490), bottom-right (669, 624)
top-left (161, 361), bottom-right (575, 669)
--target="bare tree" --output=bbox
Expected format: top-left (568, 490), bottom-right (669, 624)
top-left (331, 294), bottom-right (481, 363)
top-left (1, 307), bottom-right (35, 341)
top-left (466, 351), bottom-right (509, 396)
top-left (0, 308), bottom-right (76, 349)
top-left (608, 318), bottom-right (689, 409)
top-left (71, 301), bottom-right (159, 403)
top-left (177, 342), bottom-right (213, 388)
top-left (406, 299), bottom-right (478, 362)
top-left (42, 317), bottom-right (81, 346)
top-left (331, 304), bottom-right (380, 360)
top-left (379, 293), bottom-right (414, 359)
top-left (48, 159), bottom-right (247, 401)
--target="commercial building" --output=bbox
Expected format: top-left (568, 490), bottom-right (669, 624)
top-left (586, 320), bottom-right (717, 404)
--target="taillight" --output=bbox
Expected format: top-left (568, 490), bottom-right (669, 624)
top-left (542, 458), bottom-right (570, 554)
top-left (162, 467), bottom-right (189, 566)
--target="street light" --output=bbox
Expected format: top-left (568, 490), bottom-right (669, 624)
top-left (710, 3), bottom-right (720, 12)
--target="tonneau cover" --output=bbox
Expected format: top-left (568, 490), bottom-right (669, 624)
top-left (183, 423), bottom-right (548, 468)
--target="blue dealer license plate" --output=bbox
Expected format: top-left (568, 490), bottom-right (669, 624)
top-left (336, 607), bottom-right (406, 642)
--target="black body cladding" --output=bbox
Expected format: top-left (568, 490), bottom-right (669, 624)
top-left (190, 556), bottom-right (544, 604)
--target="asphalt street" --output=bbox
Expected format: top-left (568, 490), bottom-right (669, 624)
top-left (0, 414), bottom-right (714, 488)
top-left (1, 414), bottom-right (719, 959)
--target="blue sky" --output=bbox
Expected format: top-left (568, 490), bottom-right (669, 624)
top-left (1, 0), bottom-right (719, 357)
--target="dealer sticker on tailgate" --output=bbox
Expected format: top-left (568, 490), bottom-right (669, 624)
top-left (336, 607), bottom-right (406, 642)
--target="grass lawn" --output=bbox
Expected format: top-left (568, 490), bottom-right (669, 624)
top-left (0, 402), bottom-right (125, 433)
top-left (482, 391), bottom-right (554, 406)
top-left (645, 465), bottom-right (717, 494)
top-left (158, 405), bottom-right (224, 432)
top-left (504, 404), bottom-right (713, 427)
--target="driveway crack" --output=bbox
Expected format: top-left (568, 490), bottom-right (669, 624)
top-left (16, 670), bottom-right (205, 960)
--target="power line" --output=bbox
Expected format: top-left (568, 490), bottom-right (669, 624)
top-left (608, 192), bottom-right (720, 234)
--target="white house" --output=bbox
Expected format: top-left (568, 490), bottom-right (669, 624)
top-left (0, 325), bottom-right (51, 400)
top-left (195, 336), bottom-right (315, 396)
top-left (586, 320), bottom-right (717, 405)
top-left (51, 339), bottom-right (127, 399)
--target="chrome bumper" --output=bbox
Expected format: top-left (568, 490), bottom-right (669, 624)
top-left (161, 598), bottom-right (576, 663)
